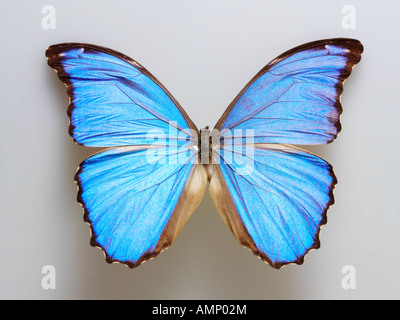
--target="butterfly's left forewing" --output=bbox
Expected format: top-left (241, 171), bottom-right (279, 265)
top-left (46, 43), bottom-right (197, 147)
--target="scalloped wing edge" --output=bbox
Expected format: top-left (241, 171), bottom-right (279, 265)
top-left (208, 144), bottom-right (337, 269)
top-left (75, 151), bottom-right (207, 268)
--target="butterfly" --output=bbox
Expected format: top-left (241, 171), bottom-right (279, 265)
top-left (46, 38), bottom-right (363, 269)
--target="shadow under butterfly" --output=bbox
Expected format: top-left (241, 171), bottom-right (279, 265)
top-left (45, 38), bottom-right (363, 269)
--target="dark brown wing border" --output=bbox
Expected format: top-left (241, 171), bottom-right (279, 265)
top-left (214, 38), bottom-right (364, 138)
top-left (45, 42), bottom-right (199, 141)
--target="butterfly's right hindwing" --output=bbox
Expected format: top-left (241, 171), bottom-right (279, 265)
top-left (209, 144), bottom-right (336, 268)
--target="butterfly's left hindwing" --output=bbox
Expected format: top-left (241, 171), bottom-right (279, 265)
top-left (76, 146), bottom-right (207, 267)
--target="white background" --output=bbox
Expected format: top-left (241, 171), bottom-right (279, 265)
top-left (1, 0), bottom-right (399, 299)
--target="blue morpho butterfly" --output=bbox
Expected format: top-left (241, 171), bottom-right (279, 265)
top-left (46, 38), bottom-right (363, 269)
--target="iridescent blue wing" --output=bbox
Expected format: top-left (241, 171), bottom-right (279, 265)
top-left (215, 38), bottom-right (363, 145)
top-left (209, 144), bottom-right (336, 268)
top-left (210, 38), bottom-right (362, 268)
top-left (46, 44), bottom-right (206, 267)
top-left (76, 146), bottom-right (207, 267)
top-left (46, 43), bottom-right (197, 146)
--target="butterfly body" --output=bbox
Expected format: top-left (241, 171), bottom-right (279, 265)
top-left (198, 127), bottom-right (212, 165)
top-left (46, 38), bottom-right (363, 268)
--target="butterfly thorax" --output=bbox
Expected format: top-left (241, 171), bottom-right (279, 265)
top-left (199, 127), bottom-right (212, 164)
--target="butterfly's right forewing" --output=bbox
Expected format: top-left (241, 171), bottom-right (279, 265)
top-left (215, 38), bottom-right (363, 145)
